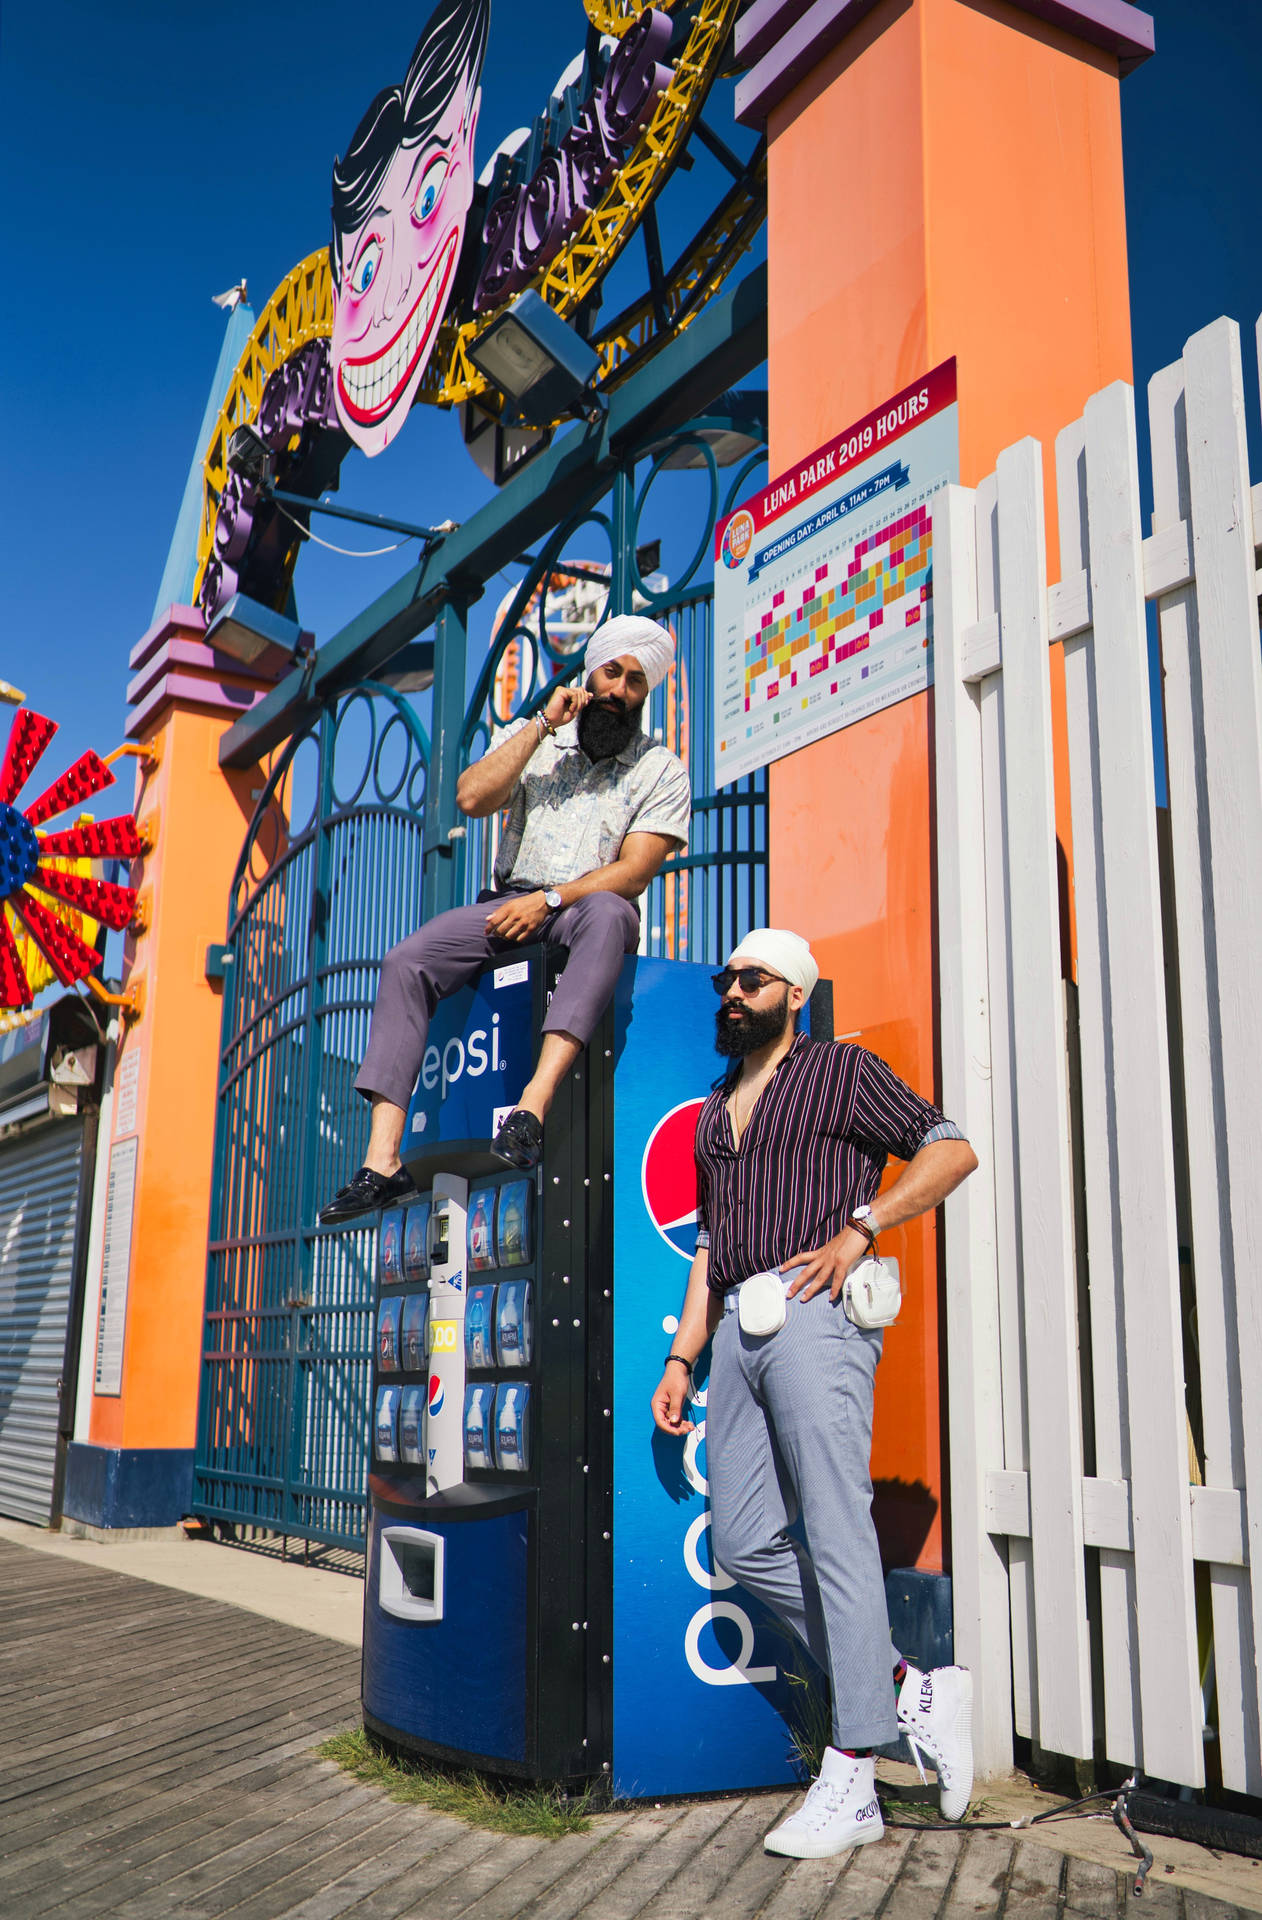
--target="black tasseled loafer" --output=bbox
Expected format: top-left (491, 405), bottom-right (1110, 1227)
top-left (318, 1165), bottom-right (417, 1225)
top-left (490, 1109), bottom-right (544, 1170)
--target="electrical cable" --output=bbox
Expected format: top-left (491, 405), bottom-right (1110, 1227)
top-left (269, 496), bottom-right (416, 558)
top-left (1114, 1782), bottom-right (1155, 1896)
top-left (880, 1786), bottom-right (1118, 1834)
top-left (880, 1782), bottom-right (1165, 1896)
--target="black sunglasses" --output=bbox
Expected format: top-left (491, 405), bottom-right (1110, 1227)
top-left (711, 967), bottom-right (790, 996)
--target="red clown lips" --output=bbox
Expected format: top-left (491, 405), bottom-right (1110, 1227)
top-left (336, 229), bottom-right (459, 427)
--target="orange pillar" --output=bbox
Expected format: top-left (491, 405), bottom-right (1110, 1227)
top-left (63, 608), bottom-right (280, 1530)
top-left (736, 0), bottom-right (1150, 1571)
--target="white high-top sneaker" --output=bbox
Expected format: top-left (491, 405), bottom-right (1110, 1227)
top-left (764, 1748), bottom-right (885, 1858)
top-left (896, 1663), bottom-right (974, 1821)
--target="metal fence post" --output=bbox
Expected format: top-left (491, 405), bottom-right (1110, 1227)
top-left (609, 468), bottom-right (635, 618)
top-left (423, 597), bottom-right (470, 921)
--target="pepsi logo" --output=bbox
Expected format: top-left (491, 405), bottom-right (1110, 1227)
top-left (641, 1098), bottom-right (705, 1261)
top-left (428, 1376), bottom-right (445, 1417)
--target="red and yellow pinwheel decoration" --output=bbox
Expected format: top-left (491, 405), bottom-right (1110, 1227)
top-left (0, 708), bottom-right (146, 1013)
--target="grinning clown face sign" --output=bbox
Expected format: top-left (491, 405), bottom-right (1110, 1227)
top-left (330, 0), bottom-right (489, 456)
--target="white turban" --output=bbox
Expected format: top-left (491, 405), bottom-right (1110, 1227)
top-left (728, 927), bottom-right (819, 997)
top-left (584, 615), bottom-right (675, 691)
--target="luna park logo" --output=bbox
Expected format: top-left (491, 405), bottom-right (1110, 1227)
top-left (721, 509), bottom-right (755, 569)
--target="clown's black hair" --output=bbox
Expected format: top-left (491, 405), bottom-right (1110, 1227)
top-left (330, 0), bottom-right (490, 282)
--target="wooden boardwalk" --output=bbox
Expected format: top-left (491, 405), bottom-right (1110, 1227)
top-left (0, 1537), bottom-right (1249, 1919)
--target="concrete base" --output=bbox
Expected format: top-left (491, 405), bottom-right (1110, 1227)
top-left (59, 1518), bottom-right (188, 1545)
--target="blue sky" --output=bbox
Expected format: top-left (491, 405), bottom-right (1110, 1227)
top-left (0, 0), bottom-right (1258, 797)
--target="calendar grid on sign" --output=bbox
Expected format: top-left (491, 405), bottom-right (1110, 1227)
top-left (739, 478), bottom-right (945, 724)
top-left (713, 378), bottom-right (958, 787)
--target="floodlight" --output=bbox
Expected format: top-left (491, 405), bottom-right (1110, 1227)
top-left (646, 390), bottom-right (768, 469)
top-left (468, 290), bottom-right (604, 427)
top-left (207, 591), bottom-right (304, 669)
top-left (226, 423), bottom-right (274, 485)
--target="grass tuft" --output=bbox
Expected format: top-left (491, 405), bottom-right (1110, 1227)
top-left (318, 1728), bottom-right (598, 1839)
top-left (783, 1660), bottom-right (830, 1782)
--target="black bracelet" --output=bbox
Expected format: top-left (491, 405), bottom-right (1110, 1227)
top-left (665, 1353), bottom-right (694, 1375)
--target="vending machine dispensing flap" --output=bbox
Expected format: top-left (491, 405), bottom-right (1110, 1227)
top-left (379, 1527), bottom-right (446, 1622)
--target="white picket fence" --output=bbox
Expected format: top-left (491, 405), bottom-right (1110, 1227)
top-left (935, 314), bottom-right (1262, 1795)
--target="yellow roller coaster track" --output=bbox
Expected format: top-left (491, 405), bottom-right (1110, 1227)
top-left (193, 253), bottom-right (333, 608)
top-left (193, 0), bottom-right (750, 609)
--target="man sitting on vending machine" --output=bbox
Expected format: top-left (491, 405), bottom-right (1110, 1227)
top-left (320, 614), bottom-right (690, 1223)
top-left (650, 927), bottom-right (978, 1858)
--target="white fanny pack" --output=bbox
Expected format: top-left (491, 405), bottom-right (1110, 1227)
top-left (731, 1255), bottom-right (903, 1334)
top-left (842, 1254), bottom-right (902, 1329)
top-left (735, 1268), bottom-right (790, 1336)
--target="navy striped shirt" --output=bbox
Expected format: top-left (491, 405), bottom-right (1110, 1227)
top-left (694, 1034), bottom-right (953, 1294)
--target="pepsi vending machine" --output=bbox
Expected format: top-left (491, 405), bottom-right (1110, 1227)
top-left (361, 946), bottom-right (807, 1795)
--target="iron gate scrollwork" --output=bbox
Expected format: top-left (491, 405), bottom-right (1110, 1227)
top-left (195, 411), bottom-right (768, 1553)
top-left (194, 685), bottom-right (428, 1549)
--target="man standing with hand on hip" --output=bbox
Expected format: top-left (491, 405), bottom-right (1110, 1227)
top-left (651, 926), bottom-right (978, 1857)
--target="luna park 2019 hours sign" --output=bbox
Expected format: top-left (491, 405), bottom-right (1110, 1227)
top-left (195, 0), bottom-right (761, 629)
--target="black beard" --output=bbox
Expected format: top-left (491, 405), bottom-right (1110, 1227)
top-left (578, 698), bottom-right (639, 761)
top-left (715, 990), bottom-right (792, 1057)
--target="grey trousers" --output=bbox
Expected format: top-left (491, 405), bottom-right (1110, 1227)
top-left (355, 891), bottom-right (640, 1109)
top-left (706, 1289), bottom-right (899, 1749)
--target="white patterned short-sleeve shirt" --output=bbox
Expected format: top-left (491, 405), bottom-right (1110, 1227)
top-left (491, 718), bottom-right (691, 892)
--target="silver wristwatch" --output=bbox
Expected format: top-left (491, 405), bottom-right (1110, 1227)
top-left (543, 889), bottom-right (563, 910)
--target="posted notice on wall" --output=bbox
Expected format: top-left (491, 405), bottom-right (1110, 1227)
top-left (712, 360), bottom-right (958, 786)
top-left (94, 1136), bottom-right (138, 1397)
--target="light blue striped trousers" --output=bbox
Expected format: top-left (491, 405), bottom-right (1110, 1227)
top-left (706, 1288), bottom-right (900, 1749)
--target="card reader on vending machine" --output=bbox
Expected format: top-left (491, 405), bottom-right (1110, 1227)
top-left (424, 1174), bottom-right (467, 1495)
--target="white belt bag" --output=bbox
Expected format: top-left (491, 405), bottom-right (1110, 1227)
top-left (842, 1253), bottom-right (902, 1329)
top-left (731, 1255), bottom-right (902, 1334)
top-left (735, 1268), bottom-right (790, 1336)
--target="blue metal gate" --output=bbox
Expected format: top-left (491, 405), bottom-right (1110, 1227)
top-left (194, 420), bottom-right (768, 1552)
top-left (194, 687), bottom-right (429, 1547)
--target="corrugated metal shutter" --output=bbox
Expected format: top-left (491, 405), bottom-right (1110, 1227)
top-left (0, 1121), bottom-right (84, 1525)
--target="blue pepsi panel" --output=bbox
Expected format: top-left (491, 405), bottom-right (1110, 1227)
top-left (494, 1383), bottom-right (531, 1472)
top-left (494, 1279), bottom-right (531, 1367)
top-left (465, 1285), bottom-right (497, 1370)
top-left (377, 1299), bottom-right (402, 1374)
top-left (463, 1384), bottom-right (494, 1470)
top-left (400, 1294), bottom-right (428, 1372)
top-left (403, 1201), bottom-right (431, 1281)
top-left (467, 1188), bottom-right (497, 1270)
top-left (363, 1509), bottom-right (528, 1763)
top-left (399, 1387), bottom-right (425, 1464)
top-left (374, 1387), bottom-right (400, 1464)
top-left (380, 1208), bottom-right (405, 1283)
top-left (610, 956), bottom-right (803, 1799)
top-left (404, 960), bottom-right (535, 1144)
top-left (496, 1180), bottom-right (532, 1266)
